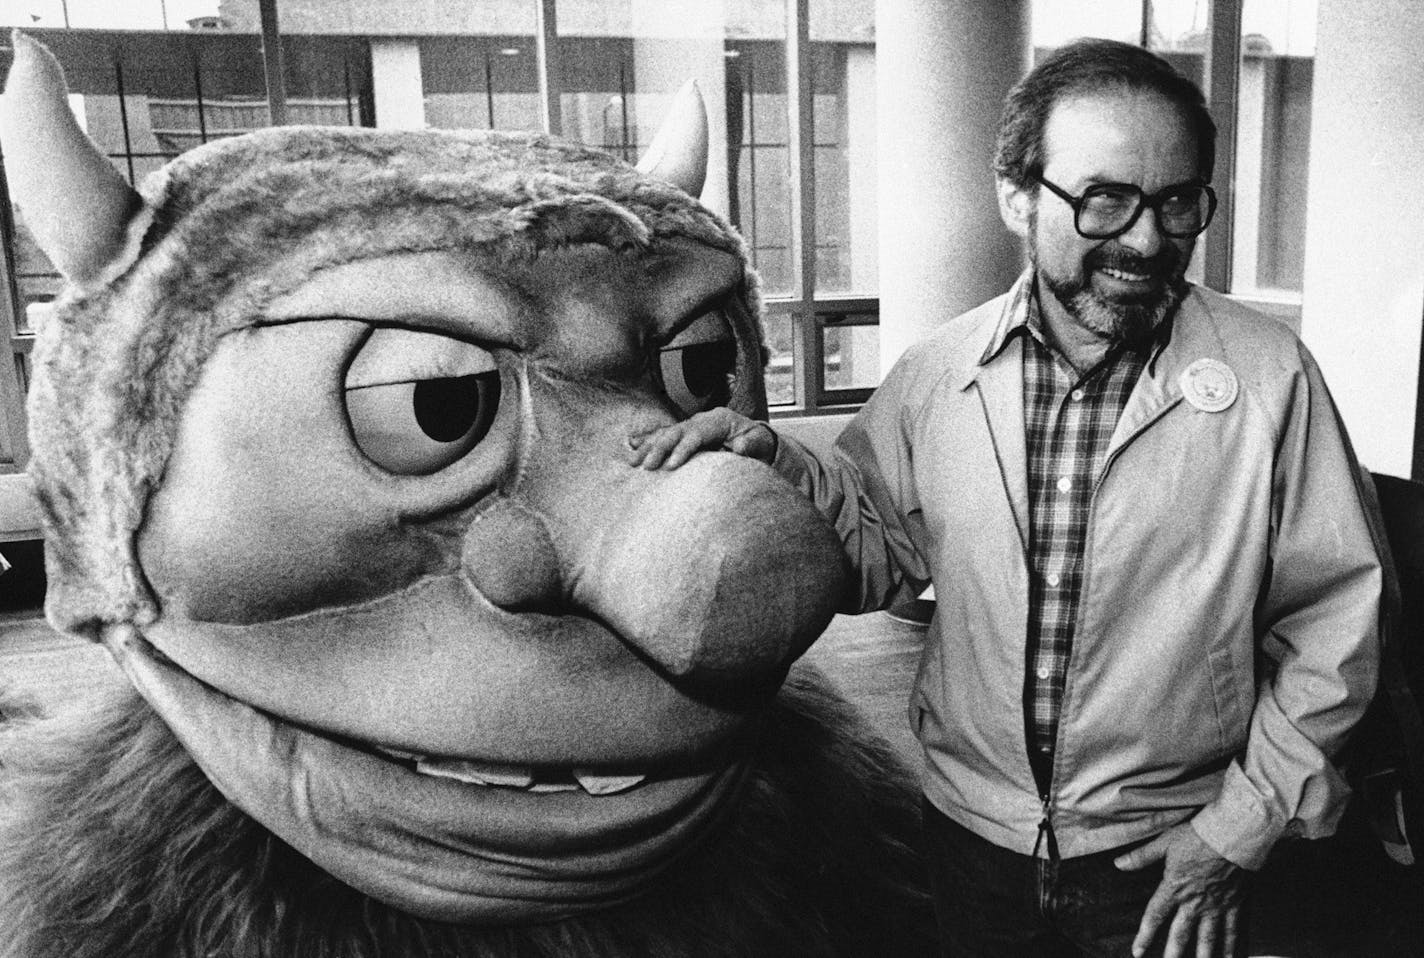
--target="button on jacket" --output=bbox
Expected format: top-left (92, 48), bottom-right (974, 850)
top-left (772, 274), bottom-right (1382, 869)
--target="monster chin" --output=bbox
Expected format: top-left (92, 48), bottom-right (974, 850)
top-left (101, 620), bottom-right (751, 925)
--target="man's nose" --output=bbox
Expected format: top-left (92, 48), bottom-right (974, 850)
top-left (1116, 204), bottom-right (1165, 256)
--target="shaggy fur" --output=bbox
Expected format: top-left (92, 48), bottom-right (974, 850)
top-left (0, 663), bottom-right (936, 958)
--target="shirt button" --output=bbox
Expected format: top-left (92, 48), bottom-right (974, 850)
top-left (1046, 572), bottom-right (1061, 587)
top-left (1070, 388), bottom-right (1085, 401)
top-left (1036, 666), bottom-right (1051, 679)
top-left (1056, 476), bottom-right (1073, 493)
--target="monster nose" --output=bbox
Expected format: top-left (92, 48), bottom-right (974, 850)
top-left (568, 453), bottom-right (847, 684)
top-left (461, 452), bottom-right (846, 685)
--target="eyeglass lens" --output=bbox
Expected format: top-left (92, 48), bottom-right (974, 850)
top-left (1078, 184), bottom-right (1212, 239)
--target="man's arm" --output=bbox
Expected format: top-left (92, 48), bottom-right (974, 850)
top-left (630, 370), bottom-right (933, 614)
top-left (1121, 342), bottom-right (1383, 958)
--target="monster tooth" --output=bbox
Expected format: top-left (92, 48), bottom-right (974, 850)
top-left (572, 770), bottom-right (647, 795)
top-left (414, 757), bottom-right (536, 788)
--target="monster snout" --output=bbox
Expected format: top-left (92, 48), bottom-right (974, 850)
top-left (462, 451), bottom-right (847, 685)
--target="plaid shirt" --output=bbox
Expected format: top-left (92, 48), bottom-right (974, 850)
top-left (988, 282), bottom-right (1157, 795)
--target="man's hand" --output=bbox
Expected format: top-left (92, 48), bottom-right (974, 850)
top-left (627, 408), bottom-right (776, 470)
top-left (1115, 822), bottom-right (1247, 958)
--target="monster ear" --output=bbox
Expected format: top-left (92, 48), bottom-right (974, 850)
top-left (0, 30), bottom-right (145, 284)
top-left (635, 79), bottom-right (708, 199)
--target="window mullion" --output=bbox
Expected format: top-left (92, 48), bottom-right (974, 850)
top-left (786, 0), bottom-right (817, 409)
top-left (535, 0), bottom-right (563, 137)
top-left (1203, 0), bottom-right (1243, 293)
top-left (258, 0), bottom-right (289, 126)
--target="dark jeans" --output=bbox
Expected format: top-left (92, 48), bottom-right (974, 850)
top-left (922, 799), bottom-right (1174, 958)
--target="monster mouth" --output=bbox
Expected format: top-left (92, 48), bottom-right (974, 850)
top-left (98, 621), bottom-right (749, 923)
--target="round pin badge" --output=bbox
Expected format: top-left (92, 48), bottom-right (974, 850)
top-left (1179, 358), bottom-right (1238, 413)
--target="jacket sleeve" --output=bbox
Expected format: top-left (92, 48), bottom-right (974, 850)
top-left (768, 356), bottom-right (934, 614)
top-left (1191, 344), bottom-right (1383, 870)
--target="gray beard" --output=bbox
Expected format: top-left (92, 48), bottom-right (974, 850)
top-left (1042, 271), bottom-right (1184, 352)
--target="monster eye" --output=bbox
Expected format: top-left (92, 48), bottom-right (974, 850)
top-left (656, 308), bottom-right (738, 416)
top-left (343, 328), bottom-right (501, 475)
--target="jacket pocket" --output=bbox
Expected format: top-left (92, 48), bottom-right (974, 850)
top-left (1206, 645), bottom-right (1249, 752)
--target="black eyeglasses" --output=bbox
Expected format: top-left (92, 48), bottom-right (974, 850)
top-left (1033, 173), bottom-right (1217, 240)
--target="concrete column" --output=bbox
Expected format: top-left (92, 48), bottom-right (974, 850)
top-left (370, 39), bottom-right (426, 131)
top-left (1299, 0), bottom-right (1424, 478)
top-left (875, 0), bottom-right (1029, 374)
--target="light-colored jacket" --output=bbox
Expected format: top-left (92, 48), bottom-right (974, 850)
top-left (773, 279), bottom-right (1382, 869)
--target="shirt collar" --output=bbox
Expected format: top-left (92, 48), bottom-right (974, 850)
top-left (978, 269), bottom-right (1177, 373)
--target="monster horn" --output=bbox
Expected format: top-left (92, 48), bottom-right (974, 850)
top-left (0, 31), bottom-right (145, 284)
top-left (635, 79), bottom-right (708, 198)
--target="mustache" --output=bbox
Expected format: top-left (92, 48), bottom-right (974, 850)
top-left (1086, 245), bottom-right (1182, 278)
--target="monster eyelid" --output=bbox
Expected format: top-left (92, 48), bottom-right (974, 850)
top-left (662, 305), bottom-right (732, 349)
top-left (345, 327), bottom-right (498, 391)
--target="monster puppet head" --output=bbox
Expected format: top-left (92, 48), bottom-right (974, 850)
top-left (1, 32), bottom-right (846, 923)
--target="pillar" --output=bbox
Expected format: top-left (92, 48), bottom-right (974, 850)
top-left (1299, 0), bottom-right (1424, 478)
top-left (875, 0), bottom-right (1030, 373)
top-left (371, 39), bottom-right (426, 130)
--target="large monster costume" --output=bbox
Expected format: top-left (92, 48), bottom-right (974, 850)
top-left (0, 32), bottom-right (934, 957)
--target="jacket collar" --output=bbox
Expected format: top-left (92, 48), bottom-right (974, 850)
top-left (950, 273), bottom-right (1233, 550)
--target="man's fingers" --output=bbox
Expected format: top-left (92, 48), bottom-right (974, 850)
top-left (1162, 906), bottom-right (1195, 958)
top-left (1194, 911), bottom-right (1219, 958)
top-left (1132, 886), bottom-right (1175, 957)
top-left (1221, 903), bottom-right (1240, 957)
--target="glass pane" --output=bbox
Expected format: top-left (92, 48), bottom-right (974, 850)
top-left (281, 35), bottom-right (372, 128)
top-left (809, 38), bottom-right (875, 296)
top-left (0, 0), bottom-right (217, 31)
top-left (422, 35), bottom-right (540, 133)
top-left (1031, 0), bottom-right (1140, 50)
top-left (822, 321), bottom-right (878, 391)
top-left (1231, 0), bottom-right (1315, 297)
top-left (269, 7), bottom-right (538, 134)
top-left (762, 309), bottom-right (794, 407)
top-left (552, 0), bottom-right (795, 298)
top-left (1144, 0), bottom-right (1206, 91)
top-left (810, 1), bottom-right (874, 296)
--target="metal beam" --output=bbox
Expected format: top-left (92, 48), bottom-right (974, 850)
top-left (258, 0), bottom-right (289, 126)
top-left (1202, 0), bottom-right (1242, 293)
top-left (787, 0), bottom-right (818, 408)
top-left (535, 0), bottom-right (562, 136)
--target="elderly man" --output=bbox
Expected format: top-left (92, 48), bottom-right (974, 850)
top-left (630, 38), bottom-right (1382, 958)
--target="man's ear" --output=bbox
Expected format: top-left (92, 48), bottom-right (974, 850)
top-left (996, 176), bottom-right (1034, 240)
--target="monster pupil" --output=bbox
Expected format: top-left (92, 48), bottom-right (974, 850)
top-left (413, 372), bottom-right (499, 443)
top-left (681, 341), bottom-right (735, 405)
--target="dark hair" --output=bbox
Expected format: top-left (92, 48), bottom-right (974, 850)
top-left (992, 38), bottom-right (1217, 189)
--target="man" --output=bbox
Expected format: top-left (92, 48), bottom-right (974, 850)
top-left (630, 38), bottom-right (1382, 958)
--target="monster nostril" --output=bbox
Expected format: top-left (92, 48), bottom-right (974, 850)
top-left (461, 500), bottom-right (565, 612)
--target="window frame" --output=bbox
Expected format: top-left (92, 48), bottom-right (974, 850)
top-left (0, 0), bottom-right (1293, 468)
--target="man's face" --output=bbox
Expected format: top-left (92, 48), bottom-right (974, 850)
top-left (1007, 89), bottom-right (1201, 348)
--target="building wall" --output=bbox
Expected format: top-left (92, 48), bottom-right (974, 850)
top-left (1300, 0), bottom-right (1424, 478)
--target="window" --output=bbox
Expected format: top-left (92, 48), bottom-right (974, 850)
top-left (0, 0), bottom-right (877, 466)
top-left (0, 1), bottom-right (1310, 467)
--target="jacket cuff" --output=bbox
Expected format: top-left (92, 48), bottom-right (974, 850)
top-left (1189, 761), bottom-right (1287, 871)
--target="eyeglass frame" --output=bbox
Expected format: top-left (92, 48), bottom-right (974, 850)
top-left (1031, 172), bottom-right (1218, 240)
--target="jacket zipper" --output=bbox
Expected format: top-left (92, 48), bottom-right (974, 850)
top-left (1033, 792), bottom-right (1060, 862)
